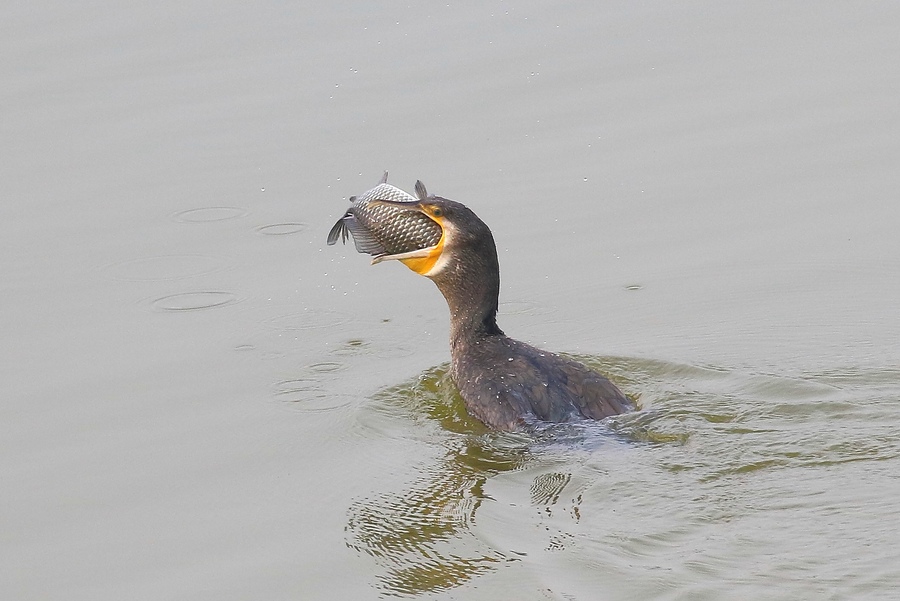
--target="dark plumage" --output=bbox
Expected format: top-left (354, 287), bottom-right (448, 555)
top-left (410, 191), bottom-right (632, 430)
top-left (328, 174), bottom-right (634, 430)
top-left (330, 178), bottom-right (634, 431)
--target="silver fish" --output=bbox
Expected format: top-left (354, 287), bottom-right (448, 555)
top-left (326, 172), bottom-right (442, 257)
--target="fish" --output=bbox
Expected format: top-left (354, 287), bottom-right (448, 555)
top-left (326, 172), bottom-right (443, 259)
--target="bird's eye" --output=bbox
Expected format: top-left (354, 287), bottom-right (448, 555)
top-left (431, 208), bottom-right (443, 217)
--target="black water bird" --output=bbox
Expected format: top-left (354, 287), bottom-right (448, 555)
top-left (328, 177), bottom-right (633, 431)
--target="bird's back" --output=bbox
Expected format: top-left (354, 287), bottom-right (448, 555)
top-left (451, 335), bottom-right (633, 431)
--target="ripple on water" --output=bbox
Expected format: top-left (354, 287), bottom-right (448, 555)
top-left (264, 307), bottom-right (354, 331)
top-left (348, 364), bottom-right (603, 596)
top-left (102, 254), bottom-right (230, 281)
top-left (171, 207), bottom-right (249, 223)
top-left (273, 378), bottom-right (355, 412)
top-left (150, 291), bottom-right (238, 311)
top-left (272, 360), bottom-right (353, 412)
top-left (329, 338), bottom-right (371, 356)
top-left (304, 361), bottom-right (348, 374)
top-left (327, 321), bottom-right (425, 359)
top-left (344, 355), bottom-right (900, 598)
top-left (260, 311), bottom-right (423, 359)
top-left (530, 471), bottom-right (572, 506)
top-left (255, 222), bottom-right (307, 236)
top-left (498, 300), bottom-right (554, 316)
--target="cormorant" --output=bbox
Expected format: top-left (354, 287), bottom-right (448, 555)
top-left (329, 178), bottom-right (633, 431)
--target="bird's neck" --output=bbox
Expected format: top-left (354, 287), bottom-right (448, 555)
top-left (431, 251), bottom-right (504, 352)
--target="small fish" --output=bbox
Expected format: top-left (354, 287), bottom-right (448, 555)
top-left (326, 172), bottom-right (443, 259)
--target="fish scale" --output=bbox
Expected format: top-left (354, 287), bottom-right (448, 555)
top-left (326, 178), bottom-right (442, 256)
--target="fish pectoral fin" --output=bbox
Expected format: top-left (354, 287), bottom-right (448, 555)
top-left (341, 215), bottom-right (386, 255)
top-left (371, 246), bottom-right (437, 265)
top-left (326, 215), bottom-right (349, 245)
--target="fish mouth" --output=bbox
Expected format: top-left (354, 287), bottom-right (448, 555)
top-left (367, 199), bottom-right (446, 275)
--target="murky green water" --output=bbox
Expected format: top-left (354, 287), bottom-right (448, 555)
top-left (346, 360), bottom-right (900, 598)
top-left (3, 1), bottom-right (899, 599)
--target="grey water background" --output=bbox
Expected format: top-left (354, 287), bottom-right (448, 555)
top-left (3, 1), bottom-right (900, 599)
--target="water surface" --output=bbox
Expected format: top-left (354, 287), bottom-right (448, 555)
top-left (3, 1), bottom-right (899, 599)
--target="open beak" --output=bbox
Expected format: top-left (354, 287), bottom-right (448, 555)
top-left (368, 199), bottom-right (446, 275)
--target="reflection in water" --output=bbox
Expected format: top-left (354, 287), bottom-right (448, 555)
top-left (345, 367), bottom-right (526, 596)
top-left (346, 358), bottom-right (900, 598)
top-left (345, 362), bottom-right (636, 596)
